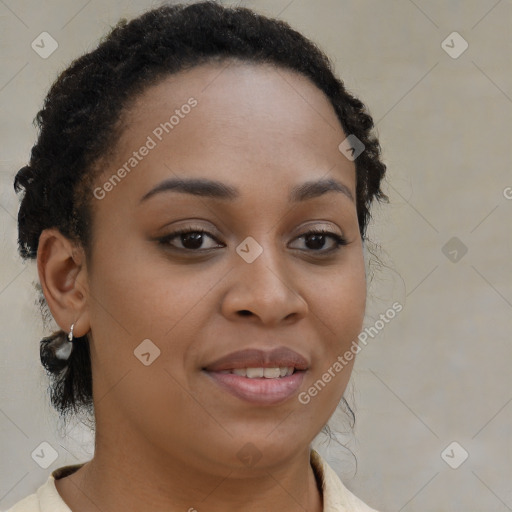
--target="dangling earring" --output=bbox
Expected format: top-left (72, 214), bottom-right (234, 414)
top-left (55, 323), bottom-right (75, 361)
top-left (68, 323), bottom-right (75, 342)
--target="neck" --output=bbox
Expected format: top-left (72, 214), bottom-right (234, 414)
top-left (55, 428), bottom-right (323, 512)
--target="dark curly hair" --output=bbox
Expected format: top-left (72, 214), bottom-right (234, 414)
top-left (14, 1), bottom-right (387, 424)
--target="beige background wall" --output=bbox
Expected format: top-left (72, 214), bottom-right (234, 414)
top-left (1, 1), bottom-right (511, 511)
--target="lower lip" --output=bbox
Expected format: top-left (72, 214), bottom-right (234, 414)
top-left (204, 370), bottom-right (306, 405)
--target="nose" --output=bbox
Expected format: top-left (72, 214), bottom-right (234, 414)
top-left (220, 243), bottom-right (308, 326)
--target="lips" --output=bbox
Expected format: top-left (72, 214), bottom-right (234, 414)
top-left (203, 347), bottom-right (309, 372)
top-left (203, 347), bottom-right (309, 405)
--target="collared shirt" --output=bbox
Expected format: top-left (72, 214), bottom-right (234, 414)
top-left (4, 449), bottom-right (379, 511)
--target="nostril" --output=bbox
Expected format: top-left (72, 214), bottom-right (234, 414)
top-left (238, 310), bottom-right (252, 316)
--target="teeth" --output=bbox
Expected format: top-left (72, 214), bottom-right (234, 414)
top-left (246, 368), bottom-right (264, 378)
top-left (263, 368), bottom-right (281, 378)
top-left (226, 367), bottom-right (295, 378)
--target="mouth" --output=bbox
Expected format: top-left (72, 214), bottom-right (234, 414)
top-left (203, 347), bottom-right (309, 405)
top-left (217, 366), bottom-right (297, 378)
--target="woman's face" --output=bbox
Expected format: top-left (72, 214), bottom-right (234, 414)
top-left (83, 61), bottom-right (366, 472)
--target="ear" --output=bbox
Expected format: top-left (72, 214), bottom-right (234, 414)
top-left (37, 228), bottom-right (91, 338)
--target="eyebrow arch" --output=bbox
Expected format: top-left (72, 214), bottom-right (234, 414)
top-left (139, 177), bottom-right (354, 204)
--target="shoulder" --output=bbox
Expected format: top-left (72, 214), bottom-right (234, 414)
top-left (3, 492), bottom-right (40, 512)
top-left (3, 464), bottom-right (85, 512)
top-left (311, 449), bottom-right (381, 512)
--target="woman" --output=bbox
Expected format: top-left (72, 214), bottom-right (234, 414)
top-left (8, 2), bottom-right (387, 511)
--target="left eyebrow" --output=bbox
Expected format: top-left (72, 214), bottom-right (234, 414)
top-left (139, 177), bottom-right (354, 204)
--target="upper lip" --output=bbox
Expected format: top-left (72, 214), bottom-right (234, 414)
top-left (203, 347), bottom-right (309, 372)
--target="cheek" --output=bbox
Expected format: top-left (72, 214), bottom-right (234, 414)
top-left (312, 252), bottom-right (367, 341)
top-left (302, 251), bottom-right (366, 405)
top-left (86, 233), bottom-right (228, 363)
top-left (85, 240), bottom-right (209, 426)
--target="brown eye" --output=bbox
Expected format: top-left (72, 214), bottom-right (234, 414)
top-left (159, 229), bottom-right (223, 251)
top-left (290, 229), bottom-right (347, 253)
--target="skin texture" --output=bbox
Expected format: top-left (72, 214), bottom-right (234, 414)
top-left (38, 62), bottom-right (367, 512)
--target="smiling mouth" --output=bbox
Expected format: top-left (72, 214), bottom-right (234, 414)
top-left (202, 347), bottom-right (309, 405)
top-left (217, 367), bottom-right (296, 378)
top-left (203, 367), bottom-right (306, 405)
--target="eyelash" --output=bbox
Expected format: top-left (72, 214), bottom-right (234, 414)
top-left (157, 227), bottom-right (348, 255)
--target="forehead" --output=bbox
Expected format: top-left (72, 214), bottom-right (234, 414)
top-left (124, 60), bottom-right (341, 127)
top-left (94, 61), bottom-right (355, 208)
